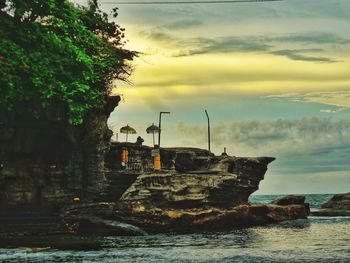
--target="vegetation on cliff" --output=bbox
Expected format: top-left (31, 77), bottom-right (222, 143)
top-left (0, 0), bottom-right (135, 124)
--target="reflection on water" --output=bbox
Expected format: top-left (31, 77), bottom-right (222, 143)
top-left (1, 217), bottom-right (349, 262)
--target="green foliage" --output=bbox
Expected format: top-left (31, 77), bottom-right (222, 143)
top-left (0, 0), bottom-right (134, 124)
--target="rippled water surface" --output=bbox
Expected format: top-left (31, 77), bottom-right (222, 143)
top-left (1, 194), bottom-right (349, 262)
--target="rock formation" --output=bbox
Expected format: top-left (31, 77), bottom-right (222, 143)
top-left (61, 198), bottom-right (310, 235)
top-left (121, 155), bottom-right (275, 208)
top-left (271, 195), bottom-right (306, 206)
top-left (321, 192), bottom-right (350, 210)
top-left (60, 148), bottom-right (310, 235)
top-left (0, 96), bottom-right (120, 206)
top-left (312, 192), bottom-right (350, 216)
top-left (0, 118), bottom-right (311, 236)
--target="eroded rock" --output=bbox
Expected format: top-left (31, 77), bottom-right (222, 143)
top-left (321, 192), bottom-right (350, 210)
top-left (271, 195), bottom-right (306, 206)
top-left (0, 96), bottom-right (120, 206)
top-left (121, 155), bottom-right (275, 208)
top-left (312, 192), bottom-right (350, 217)
top-left (60, 199), bottom-right (310, 234)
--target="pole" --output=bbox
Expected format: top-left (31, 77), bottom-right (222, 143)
top-left (158, 111), bottom-right (170, 147)
top-left (205, 109), bottom-right (211, 152)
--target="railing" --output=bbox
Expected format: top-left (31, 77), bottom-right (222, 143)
top-left (125, 154), bottom-right (153, 173)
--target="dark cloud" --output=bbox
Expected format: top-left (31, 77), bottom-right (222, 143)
top-left (142, 28), bottom-right (347, 62)
top-left (163, 19), bottom-right (203, 30)
top-left (266, 32), bottom-right (350, 45)
top-left (141, 31), bottom-right (178, 42)
top-left (141, 31), bottom-right (271, 55)
top-left (173, 36), bottom-right (271, 57)
top-left (270, 49), bottom-right (340, 63)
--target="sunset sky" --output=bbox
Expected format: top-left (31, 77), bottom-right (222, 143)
top-left (76, 0), bottom-right (350, 194)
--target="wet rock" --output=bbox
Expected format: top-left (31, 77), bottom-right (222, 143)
top-left (321, 193), bottom-right (350, 210)
top-left (61, 202), bottom-right (147, 236)
top-left (312, 192), bottom-right (350, 217)
top-left (61, 200), bottom-right (310, 234)
top-left (129, 202), bottom-right (310, 232)
top-left (311, 209), bottom-right (350, 217)
top-left (271, 195), bottom-right (306, 206)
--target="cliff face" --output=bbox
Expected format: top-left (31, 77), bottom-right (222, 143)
top-left (0, 96), bottom-right (120, 206)
top-left (121, 153), bottom-right (275, 208)
top-left (0, 115), bottom-right (311, 236)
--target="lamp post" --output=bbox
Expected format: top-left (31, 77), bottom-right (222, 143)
top-left (205, 109), bottom-right (211, 153)
top-left (158, 111), bottom-right (170, 148)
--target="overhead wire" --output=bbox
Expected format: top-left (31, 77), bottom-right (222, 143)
top-left (99, 0), bottom-right (284, 5)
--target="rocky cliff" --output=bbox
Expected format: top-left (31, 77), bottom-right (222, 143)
top-left (0, 96), bottom-right (120, 206)
top-left (121, 155), bottom-right (275, 208)
top-left (0, 119), bottom-right (311, 236)
top-left (61, 148), bottom-right (310, 235)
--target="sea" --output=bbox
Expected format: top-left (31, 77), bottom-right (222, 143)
top-left (0, 194), bottom-right (349, 263)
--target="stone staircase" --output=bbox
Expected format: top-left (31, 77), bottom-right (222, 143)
top-left (96, 170), bottom-right (140, 202)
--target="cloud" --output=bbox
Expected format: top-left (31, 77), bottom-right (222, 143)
top-left (142, 29), bottom-right (347, 62)
top-left (177, 118), bottom-right (350, 154)
top-left (172, 36), bottom-right (271, 57)
top-left (267, 32), bottom-right (350, 45)
top-left (265, 91), bottom-right (350, 109)
top-left (176, 118), bottom-right (350, 177)
top-left (141, 31), bottom-right (271, 54)
top-left (320, 108), bottom-right (346, 114)
top-left (141, 31), bottom-right (178, 42)
top-left (162, 19), bottom-right (203, 30)
top-left (269, 49), bottom-right (340, 63)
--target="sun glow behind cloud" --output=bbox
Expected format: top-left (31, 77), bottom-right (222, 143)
top-left (114, 52), bottom-right (350, 102)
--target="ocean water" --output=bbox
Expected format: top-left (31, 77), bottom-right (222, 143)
top-left (0, 194), bottom-right (349, 263)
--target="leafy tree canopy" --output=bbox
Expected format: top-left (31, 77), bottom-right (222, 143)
top-left (0, 0), bottom-right (135, 124)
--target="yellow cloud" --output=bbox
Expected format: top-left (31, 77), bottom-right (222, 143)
top-left (265, 91), bottom-right (350, 109)
top-left (116, 52), bottom-right (350, 99)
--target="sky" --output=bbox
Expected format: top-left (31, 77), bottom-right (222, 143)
top-left (76, 0), bottom-right (350, 194)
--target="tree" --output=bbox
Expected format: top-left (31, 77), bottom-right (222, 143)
top-left (0, 0), bottom-right (135, 124)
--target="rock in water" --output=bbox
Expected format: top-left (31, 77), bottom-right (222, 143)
top-left (114, 202), bottom-right (309, 233)
top-left (311, 192), bottom-right (350, 216)
top-left (61, 202), bottom-right (147, 236)
top-left (271, 195), bottom-right (306, 206)
top-left (321, 193), bottom-right (350, 210)
top-left (60, 198), bottom-right (310, 234)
